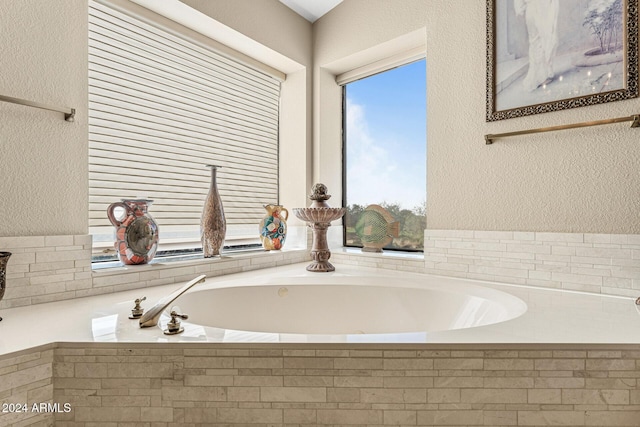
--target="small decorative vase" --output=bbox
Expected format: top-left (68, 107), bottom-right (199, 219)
top-left (107, 199), bottom-right (159, 265)
top-left (201, 165), bottom-right (226, 257)
top-left (0, 252), bottom-right (11, 321)
top-left (259, 204), bottom-right (289, 250)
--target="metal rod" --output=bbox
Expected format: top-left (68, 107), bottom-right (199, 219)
top-left (485, 114), bottom-right (640, 144)
top-left (0, 94), bottom-right (75, 122)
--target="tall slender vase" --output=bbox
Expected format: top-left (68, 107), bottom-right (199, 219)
top-left (201, 165), bottom-right (226, 257)
top-left (0, 251), bottom-right (11, 321)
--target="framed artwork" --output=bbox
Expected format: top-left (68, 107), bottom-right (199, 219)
top-left (486, 0), bottom-right (639, 121)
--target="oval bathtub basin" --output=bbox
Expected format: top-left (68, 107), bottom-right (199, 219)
top-left (175, 277), bottom-right (527, 335)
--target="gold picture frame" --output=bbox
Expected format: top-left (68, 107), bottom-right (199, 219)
top-left (486, 0), bottom-right (638, 121)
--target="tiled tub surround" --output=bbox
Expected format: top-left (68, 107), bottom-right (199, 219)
top-left (0, 265), bottom-right (639, 425)
top-left (0, 232), bottom-right (639, 426)
top-left (1, 343), bottom-right (639, 426)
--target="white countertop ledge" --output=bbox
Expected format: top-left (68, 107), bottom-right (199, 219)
top-left (1, 263), bottom-right (639, 356)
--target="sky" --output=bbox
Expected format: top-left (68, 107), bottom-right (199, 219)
top-left (345, 59), bottom-right (427, 211)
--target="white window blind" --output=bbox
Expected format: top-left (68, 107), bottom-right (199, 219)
top-left (88, 1), bottom-right (280, 252)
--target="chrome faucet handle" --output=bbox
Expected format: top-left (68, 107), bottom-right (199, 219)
top-left (139, 275), bottom-right (206, 328)
top-left (164, 310), bottom-right (188, 335)
top-left (128, 296), bottom-right (146, 319)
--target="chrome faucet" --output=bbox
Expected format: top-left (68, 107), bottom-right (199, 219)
top-left (139, 274), bottom-right (206, 328)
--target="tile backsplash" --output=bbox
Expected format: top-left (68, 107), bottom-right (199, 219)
top-left (423, 230), bottom-right (640, 297)
top-left (0, 234), bottom-right (308, 310)
top-left (1, 229), bottom-right (639, 310)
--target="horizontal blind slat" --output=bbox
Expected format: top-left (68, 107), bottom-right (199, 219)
top-left (88, 1), bottom-right (279, 250)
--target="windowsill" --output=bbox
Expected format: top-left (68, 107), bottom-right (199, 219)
top-left (91, 246), bottom-right (309, 277)
top-left (90, 245), bottom-right (424, 278)
top-left (334, 247), bottom-right (424, 260)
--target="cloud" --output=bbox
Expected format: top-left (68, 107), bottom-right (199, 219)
top-left (345, 99), bottom-right (423, 209)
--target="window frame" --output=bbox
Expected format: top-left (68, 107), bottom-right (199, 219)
top-left (88, 0), bottom-right (283, 262)
top-left (340, 59), bottom-right (427, 253)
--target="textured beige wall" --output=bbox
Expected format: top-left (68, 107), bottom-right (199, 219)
top-left (314, 0), bottom-right (640, 234)
top-left (0, 0), bottom-right (88, 237)
top-left (3, 0), bottom-right (639, 238)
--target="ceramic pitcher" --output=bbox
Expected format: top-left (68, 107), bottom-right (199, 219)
top-left (107, 199), bottom-right (159, 265)
top-left (259, 204), bottom-right (288, 251)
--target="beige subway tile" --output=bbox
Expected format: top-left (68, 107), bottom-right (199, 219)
top-left (283, 408), bottom-right (316, 424)
top-left (59, 394), bottom-right (102, 408)
top-left (327, 387), bottom-right (360, 403)
top-left (335, 358), bottom-right (383, 370)
top-left (482, 410), bottom-right (517, 425)
top-left (0, 236), bottom-right (45, 248)
top-left (518, 410), bottom-right (585, 425)
top-left (383, 409), bottom-right (417, 425)
top-left (44, 235), bottom-right (75, 247)
top-left (334, 376), bottom-right (384, 388)
top-left (461, 388), bottom-right (527, 404)
top-left (74, 363), bottom-right (108, 378)
top-left (0, 364), bottom-right (52, 394)
top-left (484, 377), bottom-right (534, 388)
top-left (434, 358), bottom-right (483, 370)
top-left (584, 410), bottom-right (640, 426)
top-left (585, 378), bottom-right (636, 389)
top-left (552, 350), bottom-right (587, 358)
top-left (434, 376), bottom-right (484, 388)
top-left (183, 374), bottom-right (233, 387)
top-left (562, 389), bottom-right (629, 405)
top-left (161, 386), bottom-right (226, 402)
top-left (361, 388), bottom-right (426, 404)
top-left (101, 396), bottom-right (151, 407)
top-left (183, 357), bottom-right (233, 369)
top-left (383, 376), bottom-right (433, 388)
top-left (384, 358), bottom-right (433, 371)
top-left (284, 375), bottom-right (332, 387)
top-left (484, 358), bottom-right (533, 371)
top-left (260, 386), bottom-right (326, 402)
top-left (233, 357), bottom-right (282, 369)
top-left (182, 407), bottom-right (218, 423)
top-left (417, 409), bottom-right (483, 425)
top-left (528, 388), bottom-right (561, 404)
top-left (140, 406), bottom-right (173, 422)
top-left (283, 357), bottom-right (333, 369)
top-left (218, 407), bottom-right (282, 423)
top-left (534, 377), bottom-right (585, 388)
top-left (427, 388), bottom-right (460, 403)
top-left (283, 349), bottom-right (316, 357)
top-left (74, 407), bottom-right (141, 422)
top-left (100, 378), bottom-right (151, 389)
top-left (586, 358), bottom-right (637, 371)
top-left (535, 359), bottom-right (585, 371)
top-left (227, 386), bottom-right (260, 402)
top-left (317, 409), bottom-right (383, 424)
top-left (52, 363), bottom-right (74, 378)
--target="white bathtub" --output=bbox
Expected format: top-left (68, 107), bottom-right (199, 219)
top-left (1, 262), bottom-right (639, 353)
top-left (173, 275), bottom-right (527, 335)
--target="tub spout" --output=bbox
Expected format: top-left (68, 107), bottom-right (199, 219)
top-left (139, 275), bottom-right (206, 328)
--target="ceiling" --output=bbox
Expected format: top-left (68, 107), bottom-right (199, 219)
top-left (279, 0), bottom-right (343, 22)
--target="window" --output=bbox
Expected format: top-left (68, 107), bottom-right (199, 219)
top-left (88, 1), bottom-right (281, 261)
top-left (342, 59), bottom-right (426, 251)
